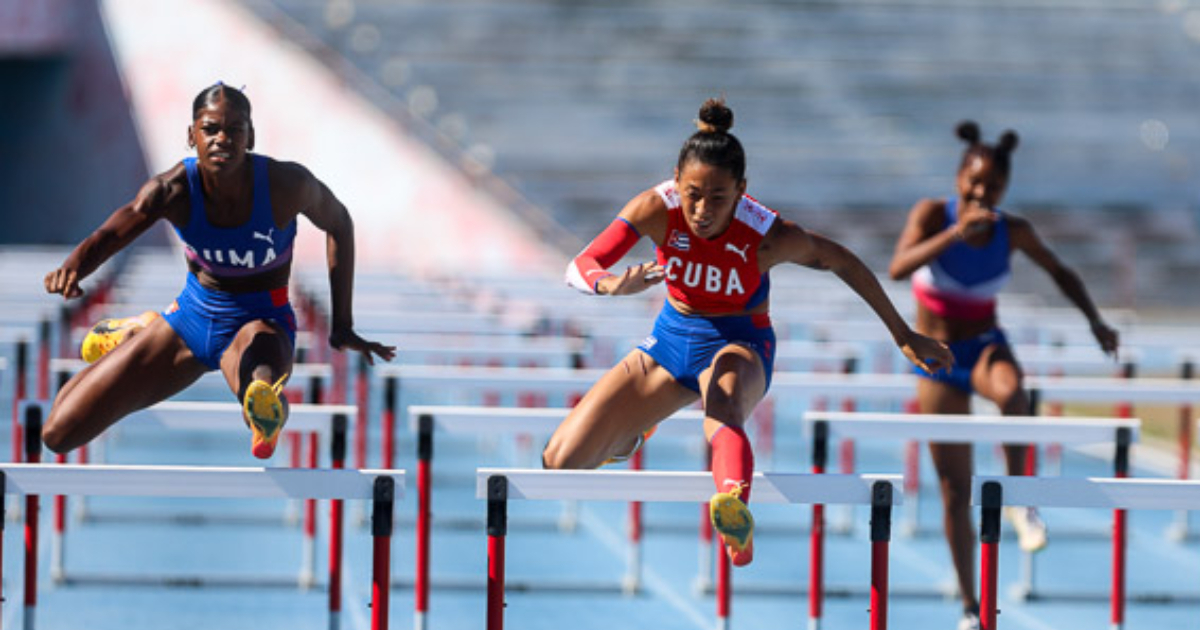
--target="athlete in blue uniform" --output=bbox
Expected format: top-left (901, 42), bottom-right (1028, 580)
top-left (43, 83), bottom-right (394, 458)
top-left (889, 121), bottom-right (1119, 630)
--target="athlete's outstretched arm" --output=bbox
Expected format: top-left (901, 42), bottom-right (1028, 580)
top-left (45, 170), bottom-right (182, 299)
top-left (565, 189), bottom-right (667, 296)
top-left (293, 165), bottom-right (395, 364)
top-left (765, 220), bottom-right (953, 373)
top-left (1010, 217), bottom-right (1119, 356)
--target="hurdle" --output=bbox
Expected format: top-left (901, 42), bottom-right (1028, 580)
top-left (376, 367), bottom-right (923, 468)
top-left (404, 406), bottom-right (705, 630)
top-left (33, 400), bottom-right (355, 589)
top-left (478, 468), bottom-right (902, 630)
top-left (974, 475), bottom-right (1200, 630)
top-left (803, 410), bottom-right (1139, 603)
top-left (3, 407), bottom-right (403, 630)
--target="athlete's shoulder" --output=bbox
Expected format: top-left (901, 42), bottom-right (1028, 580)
top-left (136, 162), bottom-right (190, 219)
top-left (734, 194), bottom-right (777, 236)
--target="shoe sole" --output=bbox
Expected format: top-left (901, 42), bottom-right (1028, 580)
top-left (710, 493), bottom-right (754, 566)
top-left (245, 382), bottom-right (286, 459)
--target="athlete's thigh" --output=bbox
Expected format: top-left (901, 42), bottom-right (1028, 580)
top-left (696, 343), bottom-right (766, 439)
top-left (545, 349), bottom-right (698, 469)
top-left (219, 319), bottom-right (295, 398)
top-left (47, 319), bottom-right (207, 440)
top-left (969, 343), bottom-right (1023, 407)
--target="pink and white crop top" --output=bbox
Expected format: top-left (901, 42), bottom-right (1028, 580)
top-left (911, 198), bottom-right (1011, 320)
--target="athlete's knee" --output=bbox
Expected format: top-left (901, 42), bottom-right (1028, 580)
top-left (704, 396), bottom-right (749, 429)
top-left (996, 385), bottom-right (1029, 415)
top-left (541, 436), bottom-right (590, 470)
top-left (41, 410), bottom-right (76, 454)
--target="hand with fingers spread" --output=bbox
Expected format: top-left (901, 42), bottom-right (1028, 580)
top-left (44, 266), bottom-right (85, 300)
top-left (898, 330), bottom-right (955, 375)
top-left (598, 261), bottom-right (665, 296)
top-left (329, 327), bottom-right (396, 365)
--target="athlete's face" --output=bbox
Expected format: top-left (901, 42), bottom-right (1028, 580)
top-left (956, 154), bottom-right (1008, 210)
top-left (188, 97), bottom-right (254, 172)
top-left (675, 161), bottom-right (746, 240)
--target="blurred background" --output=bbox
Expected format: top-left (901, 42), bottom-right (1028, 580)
top-left (3, 0), bottom-right (1199, 309)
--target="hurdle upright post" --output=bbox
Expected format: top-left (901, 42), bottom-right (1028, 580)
top-left (12, 338), bottom-right (27, 464)
top-left (415, 413), bottom-right (433, 630)
top-left (809, 420), bottom-right (828, 630)
top-left (869, 481), bottom-right (893, 630)
top-left (24, 403), bottom-right (43, 630)
top-left (1169, 360), bottom-right (1193, 540)
top-left (979, 481), bottom-right (1002, 630)
top-left (355, 355), bottom-right (370, 470)
top-left (1112, 426), bottom-right (1131, 630)
top-left (52, 372), bottom-right (70, 584)
top-left (486, 475), bottom-right (508, 630)
top-left (383, 376), bottom-right (398, 470)
top-left (371, 475), bottom-right (395, 630)
top-left (301, 373), bottom-right (325, 590)
top-left (329, 414), bottom-right (347, 630)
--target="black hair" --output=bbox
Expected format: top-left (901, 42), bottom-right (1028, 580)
top-left (956, 120), bottom-right (1019, 177)
top-left (676, 98), bottom-right (746, 181)
top-left (192, 82), bottom-right (252, 120)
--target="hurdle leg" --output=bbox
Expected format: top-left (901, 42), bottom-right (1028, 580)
top-left (486, 476), bottom-right (508, 630)
top-left (300, 431), bottom-right (320, 589)
top-left (809, 421), bottom-right (828, 630)
top-left (24, 404), bottom-right (43, 630)
top-left (371, 476), bottom-right (395, 630)
top-left (624, 448), bottom-right (644, 595)
top-left (415, 415), bottom-right (433, 630)
top-left (716, 546), bottom-right (731, 630)
top-left (979, 481), bottom-right (1002, 630)
top-left (693, 442), bottom-right (714, 595)
top-left (329, 415), bottom-right (347, 630)
top-left (869, 481), bottom-right (893, 630)
top-left (1111, 427), bottom-right (1131, 630)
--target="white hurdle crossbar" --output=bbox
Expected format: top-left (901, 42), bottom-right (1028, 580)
top-left (0, 461), bottom-right (403, 630)
top-left (406, 406), bottom-right (704, 630)
top-left (804, 411), bottom-right (1139, 606)
top-left (973, 475), bottom-right (1200, 630)
top-left (477, 468), bottom-right (903, 630)
top-left (19, 401), bottom-right (355, 592)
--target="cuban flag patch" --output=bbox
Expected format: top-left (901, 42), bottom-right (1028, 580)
top-left (667, 230), bottom-right (690, 251)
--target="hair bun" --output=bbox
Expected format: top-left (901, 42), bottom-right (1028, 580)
top-left (997, 130), bottom-right (1020, 153)
top-left (696, 98), bottom-right (734, 134)
top-left (955, 120), bottom-right (981, 144)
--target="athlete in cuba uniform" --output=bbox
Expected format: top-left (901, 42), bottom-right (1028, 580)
top-left (43, 83), bottom-right (394, 459)
top-left (889, 121), bottom-right (1119, 630)
top-left (545, 98), bottom-right (954, 566)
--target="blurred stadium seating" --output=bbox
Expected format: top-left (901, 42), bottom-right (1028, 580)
top-left (241, 0), bottom-right (1200, 308)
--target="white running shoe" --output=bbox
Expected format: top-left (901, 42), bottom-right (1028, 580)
top-left (1006, 506), bottom-right (1048, 552)
top-left (957, 609), bottom-right (981, 630)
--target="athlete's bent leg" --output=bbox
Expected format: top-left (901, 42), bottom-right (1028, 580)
top-left (543, 350), bottom-right (695, 470)
top-left (919, 377), bottom-right (978, 612)
top-left (698, 344), bottom-right (767, 566)
top-left (221, 320), bottom-right (295, 459)
top-left (43, 318), bottom-right (207, 453)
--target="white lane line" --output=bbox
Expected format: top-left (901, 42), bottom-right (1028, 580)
top-left (577, 505), bottom-right (712, 630)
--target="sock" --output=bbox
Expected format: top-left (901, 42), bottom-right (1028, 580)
top-left (710, 425), bottom-right (754, 503)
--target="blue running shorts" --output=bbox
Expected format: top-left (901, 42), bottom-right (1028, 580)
top-left (637, 301), bottom-right (776, 394)
top-left (163, 273), bottom-right (297, 370)
top-left (914, 327), bottom-right (1010, 393)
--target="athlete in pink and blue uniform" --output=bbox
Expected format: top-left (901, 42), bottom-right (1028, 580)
top-left (546, 98), bottom-right (953, 567)
top-left (889, 121), bottom-right (1119, 630)
top-left (43, 83), bottom-right (394, 459)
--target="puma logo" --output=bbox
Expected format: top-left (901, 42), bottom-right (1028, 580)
top-left (252, 228), bottom-right (275, 246)
top-left (725, 242), bottom-right (750, 263)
